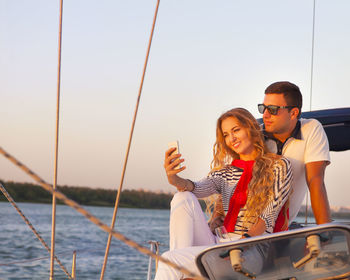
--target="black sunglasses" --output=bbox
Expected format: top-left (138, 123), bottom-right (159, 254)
top-left (258, 104), bottom-right (295, 115)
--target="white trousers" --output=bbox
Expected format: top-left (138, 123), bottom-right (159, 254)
top-left (154, 192), bottom-right (263, 279)
top-left (154, 192), bottom-right (264, 279)
top-left (169, 191), bottom-right (216, 250)
top-left (154, 192), bottom-right (216, 280)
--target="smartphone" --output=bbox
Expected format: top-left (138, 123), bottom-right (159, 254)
top-left (168, 141), bottom-right (181, 169)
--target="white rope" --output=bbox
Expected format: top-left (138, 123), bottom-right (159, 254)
top-left (0, 183), bottom-right (73, 279)
top-left (0, 147), bottom-right (206, 280)
top-left (50, 0), bottom-right (64, 278)
top-left (309, 0), bottom-right (316, 112)
top-left (100, 0), bottom-right (161, 279)
top-left (305, 0), bottom-right (317, 225)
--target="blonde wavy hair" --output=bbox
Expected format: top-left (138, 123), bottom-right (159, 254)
top-left (208, 108), bottom-right (281, 226)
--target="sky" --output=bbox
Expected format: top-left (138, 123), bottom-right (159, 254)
top-left (1, 0), bottom-right (350, 207)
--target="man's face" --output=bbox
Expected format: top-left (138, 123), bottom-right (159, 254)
top-left (262, 94), bottom-right (297, 137)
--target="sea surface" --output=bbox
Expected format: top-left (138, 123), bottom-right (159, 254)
top-left (1, 202), bottom-right (350, 280)
top-left (0, 202), bottom-right (170, 280)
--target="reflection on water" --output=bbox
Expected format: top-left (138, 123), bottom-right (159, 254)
top-left (0, 202), bottom-right (170, 279)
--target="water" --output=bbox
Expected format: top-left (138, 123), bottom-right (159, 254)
top-left (2, 202), bottom-right (350, 280)
top-left (0, 202), bottom-right (170, 280)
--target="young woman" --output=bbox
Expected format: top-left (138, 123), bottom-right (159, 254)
top-left (155, 108), bottom-right (292, 280)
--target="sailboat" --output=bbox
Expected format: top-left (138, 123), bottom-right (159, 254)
top-left (4, 0), bottom-right (349, 279)
top-left (196, 107), bottom-right (350, 279)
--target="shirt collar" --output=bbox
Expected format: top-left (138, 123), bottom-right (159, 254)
top-left (290, 120), bottom-right (302, 140)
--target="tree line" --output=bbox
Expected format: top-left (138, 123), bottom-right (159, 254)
top-left (0, 180), bottom-right (173, 209)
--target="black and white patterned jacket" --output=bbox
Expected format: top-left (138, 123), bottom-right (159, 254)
top-left (192, 157), bottom-right (292, 234)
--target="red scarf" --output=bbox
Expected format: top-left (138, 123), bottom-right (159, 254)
top-left (273, 203), bottom-right (289, 232)
top-left (223, 159), bottom-right (255, 232)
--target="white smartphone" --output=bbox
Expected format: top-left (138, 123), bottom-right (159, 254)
top-left (168, 141), bottom-right (181, 169)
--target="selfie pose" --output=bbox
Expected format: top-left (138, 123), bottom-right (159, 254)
top-left (154, 108), bottom-right (292, 279)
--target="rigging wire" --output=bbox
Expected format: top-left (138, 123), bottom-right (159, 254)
top-left (0, 183), bottom-right (73, 279)
top-left (100, 0), bottom-right (161, 279)
top-left (305, 0), bottom-right (317, 225)
top-left (0, 147), bottom-right (205, 280)
top-left (50, 0), bottom-right (64, 278)
top-left (309, 0), bottom-right (316, 112)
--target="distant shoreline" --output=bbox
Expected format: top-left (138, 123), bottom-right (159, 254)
top-left (2, 180), bottom-right (350, 218)
top-left (0, 180), bottom-right (173, 209)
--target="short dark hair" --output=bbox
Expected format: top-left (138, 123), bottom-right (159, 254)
top-left (264, 81), bottom-right (302, 117)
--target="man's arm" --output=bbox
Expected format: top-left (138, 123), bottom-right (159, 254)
top-left (305, 161), bottom-right (332, 224)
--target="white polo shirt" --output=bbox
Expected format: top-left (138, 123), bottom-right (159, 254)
top-left (265, 118), bottom-right (330, 222)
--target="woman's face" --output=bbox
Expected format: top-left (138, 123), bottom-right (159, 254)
top-left (221, 116), bottom-right (256, 160)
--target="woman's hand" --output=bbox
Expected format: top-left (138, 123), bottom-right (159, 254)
top-left (164, 147), bottom-right (185, 182)
top-left (164, 147), bottom-right (193, 191)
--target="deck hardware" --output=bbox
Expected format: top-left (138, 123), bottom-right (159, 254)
top-left (229, 249), bottom-right (256, 279)
top-left (293, 234), bottom-right (321, 269)
top-left (72, 251), bottom-right (77, 280)
top-left (147, 240), bottom-right (160, 280)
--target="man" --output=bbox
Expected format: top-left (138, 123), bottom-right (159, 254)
top-left (259, 81), bottom-right (331, 225)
